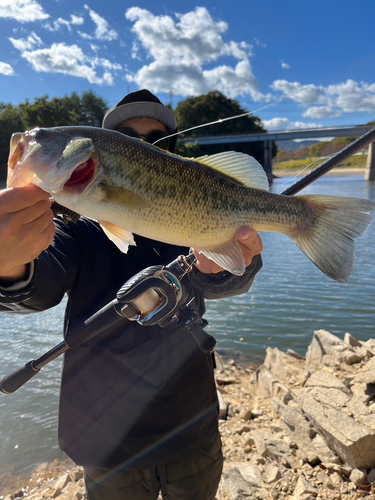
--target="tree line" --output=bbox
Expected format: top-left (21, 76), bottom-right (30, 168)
top-left (0, 89), bottom-right (271, 182)
top-left (275, 137), bottom-right (366, 163)
top-left (0, 90), bottom-right (108, 180)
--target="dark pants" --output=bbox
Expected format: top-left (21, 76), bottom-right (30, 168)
top-left (84, 435), bottom-right (223, 500)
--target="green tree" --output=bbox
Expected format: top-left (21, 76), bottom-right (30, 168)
top-left (19, 95), bottom-right (76, 129)
top-left (61, 90), bottom-right (108, 126)
top-left (0, 91), bottom-right (109, 182)
top-left (309, 137), bottom-right (357, 158)
top-left (174, 91), bottom-right (275, 165)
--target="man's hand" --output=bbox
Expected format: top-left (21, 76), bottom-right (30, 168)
top-left (0, 184), bottom-right (55, 281)
top-left (193, 228), bottom-right (263, 274)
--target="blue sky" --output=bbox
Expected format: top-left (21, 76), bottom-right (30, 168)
top-left (0, 0), bottom-right (374, 132)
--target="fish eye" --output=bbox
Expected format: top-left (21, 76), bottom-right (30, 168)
top-left (35, 129), bottom-right (45, 139)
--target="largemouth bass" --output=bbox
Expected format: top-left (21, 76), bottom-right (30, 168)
top-left (7, 126), bottom-right (375, 282)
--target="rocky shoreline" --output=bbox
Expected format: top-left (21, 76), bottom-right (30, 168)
top-left (2, 329), bottom-right (375, 499)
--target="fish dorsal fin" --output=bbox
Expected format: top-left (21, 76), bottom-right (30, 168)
top-left (101, 184), bottom-right (150, 209)
top-left (197, 237), bottom-right (246, 276)
top-left (194, 151), bottom-right (269, 191)
top-left (99, 221), bottom-right (136, 253)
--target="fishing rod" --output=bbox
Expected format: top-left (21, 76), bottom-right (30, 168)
top-left (1, 126), bottom-right (374, 394)
top-left (280, 125), bottom-right (375, 195)
top-left (0, 252), bottom-right (217, 395)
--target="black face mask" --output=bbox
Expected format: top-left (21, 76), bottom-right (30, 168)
top-left (115, 126), bottom-right (170, 150)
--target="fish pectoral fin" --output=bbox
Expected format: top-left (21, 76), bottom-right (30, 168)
top-left (198, 238), bottom-right (246, 276)
top-left (99, 221), bottom-right (136, 253)
top-left (101, 184), bottom-right (150, 209)
top-left (194, 151), bottom-right (269, 191)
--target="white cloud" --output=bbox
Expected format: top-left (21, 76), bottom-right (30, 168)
top-left (0, 61), bottom-right (14, 75)
top-left (253, 38), bottom-right (267, 48)
top-left (13, 42), bottom-right (117, 85)
top-left (281, 61), bottom-right (290, 69)
top-left (0, 0), bottom-right (49, 22)
top-left (9, 31), bottom-right (43, 51)
top-left (78, 31), bottom-right (93, 40)
top-left (271, 80), bottom-right (325, 105)
top-left (263, 117), bottom-right (321, 131)
top-left (125, 7), bottom-right (265, 100)
top-left (271, 78), bottom-right (375, 115)
top-left (91, 56), bottom-right (122, 72)
top-left (326, 79), bottom-right (375, 113)
top-left (70, 14), bottom-right (84, 25)
top-left (44, 17), bottom-right (71, 32)
top-left (44, 14), bottom-right (85, 32)
top-left (303, 106), bottom-right (341, 119)
top-left (83, 4), bottom-right (118, 41)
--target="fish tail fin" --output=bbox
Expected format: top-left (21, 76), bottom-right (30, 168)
top-left (291, 195), bottom-right (375, 282)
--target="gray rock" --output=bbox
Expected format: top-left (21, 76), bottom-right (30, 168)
top-left (217, 389), bottom-right (228, 419)
top-left (263, 463), bottom-right (281, 484)
top-left (346, 395), bottom-right (375, 431)
top-left (231, 462), bottom-right (265, 489)
top-left (69, 468), bottom-right (84, 482)
top-left (361, 339), bottom-right (375, 355)
top-left (304, 370), bottom-right (351, 395)
top-left (273, 398), bottom-right (339, 465)
top-left (263, 347), bottom-right (305, 385)
top-left (256, 365), bottom-right (290, 402)
top-left (286, 349), bottom-right (305, 360)
top-left (349, 468), bottom-right (367, 485)
top-left (367, 467), bottom-right (375, 483)
top-left (250, 430), bottom-right (270, 457)
top-left (353, 356), bottom-right (375, 384)
top-left (350, 382), bottom-right (375, 403)
top-left (345, 332), bottom-right (362, 347)
top-left (291, 476), bottom-right (318, 499)
top-left (52, 473), bottom-right (71, 497)
top-left (264, 438), bottom-right (297, 468)
top-left (310, 433), bottom-right (339, 464)
top-left (297, 389), bottom-right (375, 468)
top-left (61, 480), bottom-right (84, 499)
top-left (306, 329), bottom-right (363, 368)
top-left (222, 468), bottom-right (264, 500)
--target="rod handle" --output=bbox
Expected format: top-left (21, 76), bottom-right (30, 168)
top-left (0, 361), bottom-right (40, 394)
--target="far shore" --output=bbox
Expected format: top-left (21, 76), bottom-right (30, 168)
top-left (273, 167), bottom-right (366, 178)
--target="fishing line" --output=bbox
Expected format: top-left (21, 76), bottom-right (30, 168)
top-left (271, 153), bottom-right (338, 193)
top-left (152, 85), bottom-right (315, 146)
top-left (152, 83), bottom-right (332, 188)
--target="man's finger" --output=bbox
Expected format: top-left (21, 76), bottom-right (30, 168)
top-left (0, 185), bottom-right (50, 215)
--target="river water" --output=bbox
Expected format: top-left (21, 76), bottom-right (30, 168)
top-left (0, 173), bottom-right (374, 485)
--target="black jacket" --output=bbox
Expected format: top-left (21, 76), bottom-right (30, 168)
top-left (0, 217), bottom-right (262, 469)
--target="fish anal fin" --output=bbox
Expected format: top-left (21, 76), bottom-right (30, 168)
top-left (198, 238), bottom-right (246, 276)
top-left (99, 221), bottom-right (136, 253)
top-left (194, 151), bottom-right (269, 191)
top-left (101, 184), bottom-right (150, 209)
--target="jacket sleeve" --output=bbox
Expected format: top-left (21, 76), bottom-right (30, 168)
top-left (0, 219), bottom-right (81, 314)
top-left (187, 254), bottom-right (262, 300)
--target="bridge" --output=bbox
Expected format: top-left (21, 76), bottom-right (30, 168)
top-left (178, 124), bottom-right (375, 182)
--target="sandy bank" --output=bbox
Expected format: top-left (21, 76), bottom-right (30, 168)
top-left (274, 167), bottom-right (366, 178)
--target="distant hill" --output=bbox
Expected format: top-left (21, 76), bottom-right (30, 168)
top-left (277, 140), bottom-right (319, 153)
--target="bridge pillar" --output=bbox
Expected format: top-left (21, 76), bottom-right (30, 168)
top-left (263, 140), bottom-right (273, 184)
top-left (365, 141), bottom-right (375, 181)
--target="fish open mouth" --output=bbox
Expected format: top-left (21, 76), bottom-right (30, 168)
top-left (63, 156), bottom-right (96, 193)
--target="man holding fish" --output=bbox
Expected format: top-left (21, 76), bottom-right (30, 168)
top-left (0, 90), bottom-right (264, 500)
